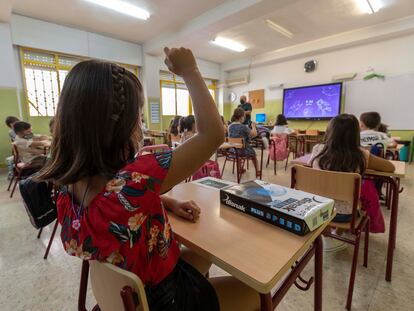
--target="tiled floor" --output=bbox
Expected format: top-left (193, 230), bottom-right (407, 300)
top-left (0, 152), bottom-right (413, 311)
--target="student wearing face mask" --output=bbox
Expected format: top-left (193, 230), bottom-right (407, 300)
top-left (13, 121), bottom-right (50, 170)
top-left (238, 95), bottom-right (252, 126)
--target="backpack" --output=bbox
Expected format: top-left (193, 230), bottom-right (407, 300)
top-left (360, 179), bottom-right (385, 233)
top-left (19, 175), bottom-right (57, 229)
top-left (192, 160), bottom-right (222, 181)
top-left (269, 134), bottom-right (289, 161)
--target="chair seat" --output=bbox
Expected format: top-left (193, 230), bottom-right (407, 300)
top-left (329, 212), bottom-right (367, 230)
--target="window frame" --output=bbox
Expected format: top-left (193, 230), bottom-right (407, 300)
top-left (160, 71), bottom-right (217, 117)
top-left (20, 47), bottom-right (139, 117)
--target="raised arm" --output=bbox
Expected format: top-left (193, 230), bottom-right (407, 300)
top-left (160, 48), bottom-right (224, 193)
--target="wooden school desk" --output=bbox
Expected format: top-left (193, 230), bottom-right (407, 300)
top-left (290, 155), bottom-right (407, 282)
top-left (167, 182), bottom-right (334, 311)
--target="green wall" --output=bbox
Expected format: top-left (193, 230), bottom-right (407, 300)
top-left (0, 88), bottom-right (20, 166)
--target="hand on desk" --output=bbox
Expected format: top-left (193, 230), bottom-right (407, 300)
top-left (161, 196), bottom-right (201, 222)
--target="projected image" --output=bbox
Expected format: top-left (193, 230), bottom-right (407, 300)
top-left (283, 83), bottom-right (342, 120)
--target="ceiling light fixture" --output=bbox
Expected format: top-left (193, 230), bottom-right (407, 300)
top-left (357, 0), bottom-right (382, 15)
top-left (211, 37), bottom-right (246, 52)
top-left (83, 0), bottom-right (150, 20)
top-left (265, 19), bottom-right (294, 38)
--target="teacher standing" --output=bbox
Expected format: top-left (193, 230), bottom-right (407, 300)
top-left (238, 95), bottom-right (252, 126)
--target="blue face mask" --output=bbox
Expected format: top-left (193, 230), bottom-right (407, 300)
top-left (24, 133), bottom-right (34, 140)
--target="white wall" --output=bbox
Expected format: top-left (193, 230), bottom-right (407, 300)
top-left (228, 33), bottom-right (414, 103)
top-left (0, 22), bottom-right (18, 88)
top-left (10, 14), bottom-right (143, 66)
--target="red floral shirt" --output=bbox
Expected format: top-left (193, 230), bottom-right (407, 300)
top-left (57, 151), bottom-right (180, 286)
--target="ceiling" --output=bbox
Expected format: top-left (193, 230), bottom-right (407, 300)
top-left (9, 0), bottom-right (414, 64)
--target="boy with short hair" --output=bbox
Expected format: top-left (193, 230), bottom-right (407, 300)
top-left (5, 116), bottom-right (19, 141)
top-left (13, 121), bottom-right (50, 169)
top-left (359, 112), bottom-right (396, 149)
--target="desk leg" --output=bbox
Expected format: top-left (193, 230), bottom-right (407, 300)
top-left (386, 176), bottom-right (399, 282)
top-left (260, 293), bottom-right (272, 311)
top-left (260, 143), bottom-right (264, 180)
top-left (314, 235), bottom-right (323, 311)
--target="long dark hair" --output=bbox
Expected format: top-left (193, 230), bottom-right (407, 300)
top-left (231, 108), bottom-right (245, 123)
top-left (169, 115), bottom-right (182, 136)
top-left (275, 114), bottom-right (288, 126)
top-left (312, 114), bottom-right (366, 173)
top-left (180, 115), bottom-right (195, 133)
top-left (37, 60), bottom-right (144, 185)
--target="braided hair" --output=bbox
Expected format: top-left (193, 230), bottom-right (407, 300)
top-left (36, 60), bottom-right (144, 185)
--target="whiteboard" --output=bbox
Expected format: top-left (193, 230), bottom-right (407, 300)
top-left (345, 73), bottom-right (414, 130)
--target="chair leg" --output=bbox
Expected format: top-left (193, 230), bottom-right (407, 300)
top-left (37, 228), bottom-right (43, 239)
top-left (221, 158), bottom-right (228, 177)
top-left (285, 156), bottom-right (289, 171)
top-left (274, 158), bottom-right (277, 175)
top-left (44, 220), bottom-right (59, 259)
top-left (10, 178), bottom-right (18, 198)
top-left (246, 159), bottom-right (249, 170)
top-left (232, 159), bottom-right (235, 174)
top-left (266, 154), bottom-right (270, 168)
top-left (7, 175), bottom-right (15, 191)
top-left (78, 261), bottom-right (89, 311)
top-left (363, 219), bottom-right (370, 268)
top-left (346, 233), bottom-right (361, 310)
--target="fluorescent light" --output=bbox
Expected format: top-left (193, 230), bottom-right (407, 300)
top-left (356, 0), bottom-right (382, 14)
top-left (84, 0), bottom-right (150, 20)
top-left (211, 37), bottom-right (246, 52)
top-left (265, 19), bottom-right (294, 38)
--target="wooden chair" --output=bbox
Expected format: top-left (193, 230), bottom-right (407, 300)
top-left (137, 144), bottom-right (170, 155)
top-left (304, 129), bottom-right (322, 153)
top-left (7, 144), bottom-right (38, 198)
top-left (89, 260), bottom-right (150, 311)
top-left (291, 165), bottom-right (370, 311)
top-left (221, 137), bottom-right (254, 183)
top-left (266, 134), bottom-right (290, 175)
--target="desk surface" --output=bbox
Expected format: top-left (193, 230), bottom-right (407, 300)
top-left (291, 155), bottom-right (406, 178)
top-left (366, 160), bottom-right (406, 178)
top-left (167, 183), bottom-right (332, 293)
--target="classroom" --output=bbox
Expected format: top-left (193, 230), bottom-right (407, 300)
top-left (1, 0), bottom-right (413, 310)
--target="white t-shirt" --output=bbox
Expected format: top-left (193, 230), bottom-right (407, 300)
top-left (13, 136), bottom-right (44, 164)
top-left (360, 130), bottom-right (390, 149)
top-left (271, 125), bottom-right (294, 135)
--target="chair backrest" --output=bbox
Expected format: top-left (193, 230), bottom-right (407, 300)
top-left (269, 134), bottom-right (289, 161)
top-left (89, 260), bottom-right (149, 311)
top-left (305, 129), bottom-right (319, 136)
top-left (137, 144), bottom-right (170, 155)
top-left (227, 137), bottom-right (244, 145)
top-left (291, 165), bottom-right (361, 230)
top-left (11, 143), bottom-right (20, 166)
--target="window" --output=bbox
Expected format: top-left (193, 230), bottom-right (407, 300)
top-left (21, 48), bottom-right (139, 117)
top-left (160, 71), bottom-right (216, 116)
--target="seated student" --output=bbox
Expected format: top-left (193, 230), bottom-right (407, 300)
top-left (37, 48), bottom-right (259, 311)
top-left (5, 116), bottom-right (20, 141)
top-left (309, 114), bottom-right (395, 222)
top-left (167, 115), bottom-right (182, 146)
top-left (359, 112), bottom-right (397, 150)
top-left (228, 108), bottom-right (261, 178)
top-left (271, 114), bottom-right (294, 135)
top-left (13, 121), bottom-right (50, 170)
top-left (180, 115), bottom-right (196, 143)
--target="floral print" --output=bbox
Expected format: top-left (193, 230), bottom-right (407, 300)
top-left (57, 152), bottom-right (179, 286)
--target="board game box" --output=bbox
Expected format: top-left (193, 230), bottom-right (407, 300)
top-left (220, 180), bottom-right (334, 236)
